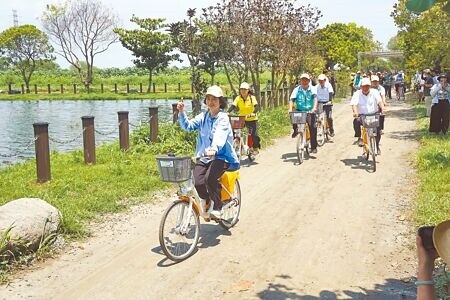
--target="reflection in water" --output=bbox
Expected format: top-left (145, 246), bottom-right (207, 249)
top-left (0, 99), bottom-right (192, 167)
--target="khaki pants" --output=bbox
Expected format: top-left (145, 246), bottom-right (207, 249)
top-left (424, 96), bottom-right (432, 117)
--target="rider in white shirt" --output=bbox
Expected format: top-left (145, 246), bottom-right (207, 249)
top-left (316, 74), bottom-right (335, 136)
top-left (371, 75), bottom-right (387, 135)
top-left (350, 78), bottom-right (386, 155)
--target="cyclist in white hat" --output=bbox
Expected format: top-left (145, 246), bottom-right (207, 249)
top-left (228, 82), bottom-right (261, 155)
top-left (177, 85), bottom-right (239, 218)
top-left (289, 73), bottom-right (319, 153)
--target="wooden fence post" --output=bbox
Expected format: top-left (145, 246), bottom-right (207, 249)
top-left (126, 83), bottom-right (130, 93)
top-left (140, 83), bottom-right (143, 93)
top-left (164, 83), bottom-right (167, 93)
top-left (172, 103), bottom-right (179, 124)
top-left (81, 116), bottom-right (96, 164)
top-left (118, 111), bottom-right (129, 151)
top-left (267, 91), bottom-right (272, 108)
top-left (178, 83), bottom-right (181, 92)
top-left (260, 91), bottom-right (266, 110)
top-left (61, 84), bottom-right (64, 94)
top-left (152, 83), bottom-right (156, 93)
top-left (8, 83), bottom-right (11, 94)
top-left (34, 84), bottom-right (38, 94)
top-left (33, 122), bottom-right (51, 183)
top-left (21, 84), bottom-right (25, 94)
top-left (149, 107), bottom-right (158, 143)
top-left (114, 83), bottom-right (117, 93)
top-left (73, 84), bottom-right (77, 94)
top-left (47, 84), bottom-right (51, 94)
top-left (101, 83), bottom-right (104, 93)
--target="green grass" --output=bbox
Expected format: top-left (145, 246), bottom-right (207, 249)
top-left (0, 106), bottom-right (291, 238)
top-left (0, 91), bottom-right (193, 101)
top-left (413, 103), bottom-right (450, 225)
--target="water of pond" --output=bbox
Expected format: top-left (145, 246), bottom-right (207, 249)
top-left (0, 99), bottom-right (192, 167)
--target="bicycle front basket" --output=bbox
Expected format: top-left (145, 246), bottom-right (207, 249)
top-left (290, 111), bottom-right (307, 124)
top-left (229, 116), bottom-right (246, 129)
top-left (361, 115), bottom-right (380, 128)
top-left (156, 156), bottom-right (192, 182)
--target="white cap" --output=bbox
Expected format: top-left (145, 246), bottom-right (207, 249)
top-left (360, 78), bottom-right (371, 86)
top-left (205, 85), bottom-right (223, 97)
top-left (299, 73), bottom-right (310, 80)
top-left (371, 75), bottom-right (379, 82)
top-left (239, 82), bottom-right (250, 90)
top-left (318, 74), bottom-right (327, 81)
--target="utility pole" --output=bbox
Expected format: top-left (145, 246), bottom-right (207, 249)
top-left (12, 9), bottom-right (19, 26)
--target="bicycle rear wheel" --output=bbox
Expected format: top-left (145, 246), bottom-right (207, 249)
top-left (219, 180), bottom-right (241, 230)
top-left (369, 136), bottom-right (377, 172)
top-left (159, 200), bottom-right (200, 262)
top-left (296, 132), bottom-right (305, 164)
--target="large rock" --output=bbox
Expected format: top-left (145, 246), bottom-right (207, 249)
top-left (0, 198), bottom-right (61, 253)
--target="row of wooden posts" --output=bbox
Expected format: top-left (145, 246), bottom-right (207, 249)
top-left (8, 83), bottom-right (192, 94)
top-left (31, 88), bottom-right (291, 183)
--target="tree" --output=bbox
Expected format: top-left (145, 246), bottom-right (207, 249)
top-left (0, 25), bottom-right (53, 93)
top-left (168, 9), bottom-right (207, 114)
top-left (391, 0), bottom-right (450, 72)
top-left (316, 23), bottom-right (379, 70)
top-left (41, 0), bottom-right (119, 89)
top-left (201, 0), bottom-right (321, 105)
top-left (115, 17), bottom-right (179, 92)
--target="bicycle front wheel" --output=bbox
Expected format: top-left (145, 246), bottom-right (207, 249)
top-left (369, 136), bottom-right (377, 172)
top-left (219, 180), bottom-right (241, 230)
top-left (233, 138), bottom-right (242, 162)
top-left (159, 200), bottom-right (200, 262)
top-left (317, 122), bottom-right (325, 147)
top-left (296, 132), bottom-right (305, 164)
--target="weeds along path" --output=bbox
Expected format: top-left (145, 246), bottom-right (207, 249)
top-left (1, 100), bottom-right (419, 299)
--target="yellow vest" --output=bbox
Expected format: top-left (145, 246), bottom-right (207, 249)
top-left (232, 95), bottom-right (258, 121)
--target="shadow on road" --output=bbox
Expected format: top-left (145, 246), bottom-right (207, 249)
top-left (340, 158), bottom-right (375, 173)
top-left (198, 223), bottom-right (231, 249)
top-left (281, 152), bottom-right (316, 165)
top-left (256, 275), bottom-right (416, 299)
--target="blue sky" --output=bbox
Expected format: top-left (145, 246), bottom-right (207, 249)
top-left (0, 0), bottom-right (399, 68)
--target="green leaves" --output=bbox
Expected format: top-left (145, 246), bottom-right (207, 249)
top-left (114, 18), bottom-right (178, 92)
top-left (316, 23), bottom-right (378, 69)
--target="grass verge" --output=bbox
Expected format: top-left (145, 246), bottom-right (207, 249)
top-left (413, 103), bottom-right (449, 299)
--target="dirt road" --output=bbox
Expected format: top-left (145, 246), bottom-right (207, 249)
top-left (1, 100), bottom-right (420, 299)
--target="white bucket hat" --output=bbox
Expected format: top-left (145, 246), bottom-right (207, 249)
top-left (299, 73), bottom-right (310, 80)
top-left (318, 74), bottom-right (327, 81)
top-left (360, 78), bottom-right (371, 86)
top-left (239, 82), bottom-right (250, 90)
top-left (205, 85), bottom-right (223, 98)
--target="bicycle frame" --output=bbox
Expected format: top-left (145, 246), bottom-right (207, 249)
top-left (176, 175), bottom-right (238, 221)
top-left (359, 113), bottom-right (379, 172)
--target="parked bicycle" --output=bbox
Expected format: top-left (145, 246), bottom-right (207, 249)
top-left (290, 111), bottom-right (311, 164)
top-left (359, 113), bottom-right (380, 172)
top-left (316, 103), bottom-right (332, 146)
top-left (156, 155), bottom-right (241, 262)
top-left (229, 115), bottom-right (256, 162)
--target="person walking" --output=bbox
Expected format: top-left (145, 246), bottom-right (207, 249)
top-left (422, 69), bottom-right (435, 117)
top-left (429, 73), bottom-right (449, 135)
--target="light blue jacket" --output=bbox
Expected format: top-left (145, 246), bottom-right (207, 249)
top-left (179, 110), bottom-right (239, 167)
